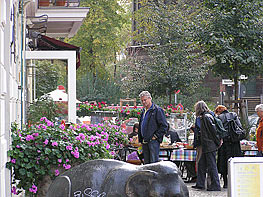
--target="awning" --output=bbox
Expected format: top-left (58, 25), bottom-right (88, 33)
top-left (37, 35), bottom-right (81, 69)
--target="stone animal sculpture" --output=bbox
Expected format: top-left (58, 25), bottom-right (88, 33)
top-left (46, 159), bottom-right (189, 197)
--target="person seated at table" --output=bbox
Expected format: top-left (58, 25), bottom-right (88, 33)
top-left (165, 124), bottom-right (182, 144)
top-left (129, 122), bottom-right (139, 139)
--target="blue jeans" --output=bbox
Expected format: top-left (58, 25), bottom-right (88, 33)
top-left (142, 140), bottom-right (160, 164)
top-left (196, 151), bottom-right (221, 190)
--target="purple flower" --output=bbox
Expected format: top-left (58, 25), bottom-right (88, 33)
top-left (58, 159), bottom-right (62, 163)
top-left (11, 159), bottom-right (16, 164)
top-left (52, 141), bottom-right (58, 147)
top-left (11, 186), bottom-right (18, 195)
top-left (16, 145), bottom-right (20, 148)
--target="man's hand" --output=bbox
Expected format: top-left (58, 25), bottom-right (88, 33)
top-left (152, 135), bottom-right (157, 140)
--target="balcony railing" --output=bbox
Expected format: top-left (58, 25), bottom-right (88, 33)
top-left (38, 0), bottom-right (80, 8)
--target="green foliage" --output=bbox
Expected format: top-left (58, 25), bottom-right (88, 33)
top-left (27, 95), bottom-right (60, 124)
top-left (76, 71), bottom-right (123, 104)
top-left (121, 0), bottom-right (207, 101)
top-left (35, 60), bottom-right (60, 98)
top-left (6, 119), bottom-right (128, 195)
top-left (196, 0), bottom-right (263, 99)
top-left (178, 86), bottom-right (213, 111)
top-left (67, 0), bottom-right (131, 78)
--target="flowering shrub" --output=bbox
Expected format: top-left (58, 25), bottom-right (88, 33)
top-left (6, 117), bottom-right (128, 196)
top-left (78, 101), bottom-right (187, 119)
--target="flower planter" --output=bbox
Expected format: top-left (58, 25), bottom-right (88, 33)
top-left (39, 0), bottom-right (50, 6)
top-left (56, 0), bottom-right (66, 6)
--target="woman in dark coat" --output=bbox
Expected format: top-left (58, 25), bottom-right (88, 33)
top-left (215, 105), bottom-right (242, 188)
top-left (192, 101), bottom-right (221, 191)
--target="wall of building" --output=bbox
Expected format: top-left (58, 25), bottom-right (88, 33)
top-left (0, 0), bottom-right (21, 196)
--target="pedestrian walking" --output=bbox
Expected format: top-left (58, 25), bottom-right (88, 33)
top-left (215, 105), bottom-right (243, 188)
top-left (192, 100), bottom-right (221, 191)
top-left (138, 91), bottom-right (168, 164)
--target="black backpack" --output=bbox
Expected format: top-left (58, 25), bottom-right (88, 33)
top-left (225, 112), bottom-right (245, 142)
top-left (213, 116), bottom-right (228, 139)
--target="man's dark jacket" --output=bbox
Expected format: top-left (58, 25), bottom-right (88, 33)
top-left (138, 103), bottom-right (168, 143)
top-left (200, 112), bottom-right (221, 153)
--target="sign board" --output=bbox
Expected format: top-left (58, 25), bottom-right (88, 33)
top-left (222, 79), bottom-right (234, 85)
top-left (228, 157), bottom-right (263, 197)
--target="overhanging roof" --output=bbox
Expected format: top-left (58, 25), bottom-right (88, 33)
top-left (37, 35), bottom-right (81, 69)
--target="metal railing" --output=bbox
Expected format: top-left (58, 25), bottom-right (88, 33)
top-left (38, 0), bottom-right (80, 8)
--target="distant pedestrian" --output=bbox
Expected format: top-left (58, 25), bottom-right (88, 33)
top-left (215, 105), bottom-right (242, 188)
top-left (138, 91), bottom-right (168, 164)
top-left (192, 100), bottom-right (221, 191)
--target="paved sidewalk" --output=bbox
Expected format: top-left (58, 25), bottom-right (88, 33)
top-left (186, 182), bottom-right (227, 197)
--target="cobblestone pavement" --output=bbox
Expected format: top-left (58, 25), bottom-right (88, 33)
top-left (185, 182), bottom-right (228, 197)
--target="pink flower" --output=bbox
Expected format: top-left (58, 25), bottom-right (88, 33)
top-left (52, 142), bottom-right (58, 147)
top-left (44, 139), bottom-right (49, 145)
top-left (55, 169), bottom-right (60, 176)
top-left (11, 159), bottom-right (16, 164)
top-left (63, 164), bottom-right (71, 170)
top-left (16, 145), bottom-right (20, 148)
top-left (40, 117), bottom-right (47, 122)
top-left (29, 184), bottom-right (37, 194)
top-left (33, 133), bottom-right (39, 137)
top-left (58, 159), bottom-right (62, 163)
top-left (106, 144), bottom-right (110, 150)
top-left (66, 145), bottom-right (72, 150)
top-left (26, 135), bottom-right (34, 141)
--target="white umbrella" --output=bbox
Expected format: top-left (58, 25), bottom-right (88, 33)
top-left (43, 85), bottom-right (81, 103)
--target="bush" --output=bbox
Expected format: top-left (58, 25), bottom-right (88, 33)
top-left (6, 118), bottom-right (128, 196)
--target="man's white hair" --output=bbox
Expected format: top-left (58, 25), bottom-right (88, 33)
top-left (139, 91), bottom-right (152, 99)
top-left (255, 104), bottom-right (263, 112)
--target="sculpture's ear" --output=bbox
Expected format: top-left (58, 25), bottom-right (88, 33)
top-left (125, 170), bottom-right (158, 197)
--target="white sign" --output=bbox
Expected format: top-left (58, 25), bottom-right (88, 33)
top-left (228, 157), bottom-right (263, 197)
top-left (222, 79), bottom-right (234, 85)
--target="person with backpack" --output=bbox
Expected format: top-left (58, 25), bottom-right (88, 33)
top-left (192, 101), bottom-right (221, 191)
top-left (215, 105), bottom-right (243, 188)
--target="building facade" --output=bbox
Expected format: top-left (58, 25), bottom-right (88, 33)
top-left (0, 0), bottom-right (88, 196)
